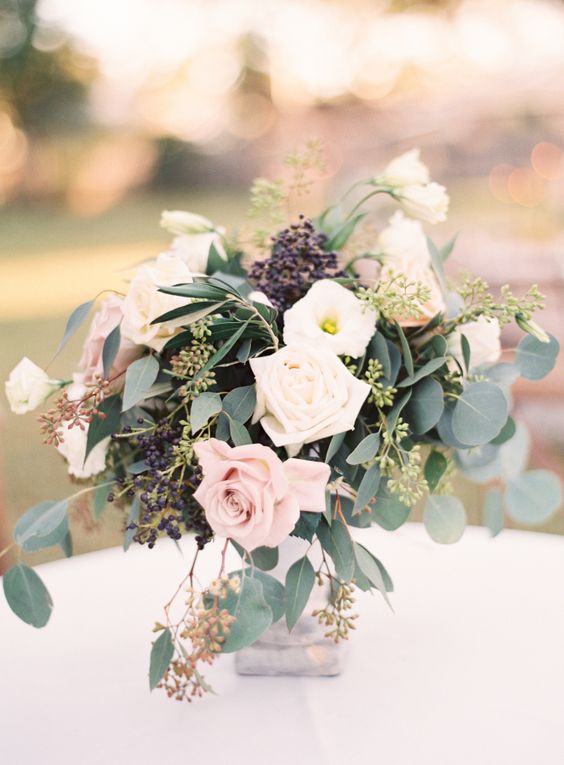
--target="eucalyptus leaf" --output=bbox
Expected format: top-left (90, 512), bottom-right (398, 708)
top-left (3, 564), bottom-right (53, 628)
top-left (404, 377), bottom-right (444, 434)
top-left (123, 497), bottom-right (140, 552)
top-left (516, 334), bottom-right (559, 380)
top-left (424, 451), bottom-right (448, 493)
top-left (483, 488), bottom-right (504, 537)
top-left (14, 499), bottom-right (68, 552)
top-left (222, 385), bottom-right (256, 424)
top-left (451, 382), bottom-right (508, 446)
top-left (372, 481), bottom-right (410, 530)
top-left (353, 464), bottom-right (381, 515)
top-left (427, 237), bottom-right (447, 294)
top-left (326, 431), bottom-right (346, 462)
top-left (291, 512), bottom-right (321, 542)
top-left (368, 333), bottom-right (391, 380)
top-left (228, 417), bottom-right (252, 445)
top-left (102, 323), bottom-right (121, 378)
top-left (285, 555), bottom-right (315, 631)
top-left (220, 576), bottom-right (273, 651)
top-left (191, 392), bottom-right (222, 434)
top-left (504, 470), bottom-right (562, 525)
top-left (325, 213), bottom-right (365, 251)
top-left (122, 355), bottom-right (160, 412)
top-left (387, 390), bottom-right (412, 433)
top-left (229, 569), bottom-right (285, 623)
top-left (423, 495), bottom-right (466, 544)
top-left (149, 628), bottom-right (174, 690)
top-left (317, 519), bottom-right (355, 581)
top-left (197, 320), bottom-right (251, 377)
top-left (353, 542), bottom-right (392, 607)
top-left (437, 402), bottom-right (472, 450)
top-left (396, 324), bottom-right (414, 378)
top-left (60, 531), bottom-right (73, 558)
top-left (85, 395), bottom-right (122, 460)
top-left (346, 433), bottom-right (381, 465)
top-left (396, 357), bottom-right (448, 388)
top-left (53, 299), bottom-right (94, 358)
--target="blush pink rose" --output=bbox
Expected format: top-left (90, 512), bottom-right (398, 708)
top-left (79, 296), bottom-right (142, 386)
top-left (193, 438), bottom-right (330, 551)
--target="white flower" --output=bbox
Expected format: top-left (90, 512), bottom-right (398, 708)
top-left (396, 182), bottom-right (449, 225)
top-left (169, 232), bottom-right (227, 275)
top-left (283, 280), bottom-right (376, 358)
top-left (121, 252), bottom-right (195, 352)
top-left (380, 149), bottom-right (430, 187)
top-left (160, 210), bottom-right (215, 236)
top-left (378, 212), bottom-right (430, 268)
top-left (56, 424), bottom-right (109, 479)
top-left (250, 343), bottom-right (370, 457)
top-left (5, 357), bottom-right (60, 414)
top-left (447, 316), bottom-right (502, 370)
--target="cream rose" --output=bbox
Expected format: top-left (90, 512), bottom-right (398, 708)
top-left (5, 357), bottom-right (60, 415)
top-left (380, 148), bottom-right (430, 187)
top-left (396, 182), bottom-right (449, 225)
top-left (121, 252), bottom-right (194, 352)
top-left (378, 212), bottom-right (430, 268)
top-left (283, 280), bottom-right (376, 358)
top-left (447, 316), bottom-right (502, 370)
top-left (79, 295), bottom-right (142, 386)
top-left (194, 439), bottom-right (330, 550)
top-left (250, 343), bottom-right (370, 457)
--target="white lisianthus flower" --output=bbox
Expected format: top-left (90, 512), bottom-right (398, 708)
top-left (380, 149), bottom-right (430, 187)
top-left (378, 212), bottom-right (430, 268)
top-left (447, 316), bottom-right (502, 370)
top-left (56, 373), bottom-right (109, 478)
top-left (121, 252), bottom-right (195, 352)
top-left (5, 357), bottom-right (60, 414)
top-left (160, 210), bottom-right (215, 236)
top-left (250, 343), bottom-right (371, 457)
top-left (396, 182), bottom-right (449, 225)
top-left (283, 280), bottom-right (376, 358)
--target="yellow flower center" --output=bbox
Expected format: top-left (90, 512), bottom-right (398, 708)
top-left (320, 318), bottom-right (338, 335)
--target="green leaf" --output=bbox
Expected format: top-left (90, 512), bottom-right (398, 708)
top-left (197, 320), bottom-right (251, 377)
top-left (451, 382), bottom-right (508, 446)
top-left (122, 355), bottom-right (160, 412)
top-left (423, 495), bottom-right (466, 544)
top-left (220, 576), bottom-right (273, 651)
top-left (53, 299), bottom-right (94, 358)
top-left (317, 519), bottom-right (355, 580)
top-left (229, 569), bottom-right (285, 623)
top-left (396, 357), bottom-right (448, 388)
top-left (437, 402), bottom-right (472, 450)
top-left (158, 282), bottom-right (228, 301)
top-left (231, 540), bottom-right (279, 571)
top-left (346, 433), bottom-right (381, 465)
top-left (222, 385), bottom-right (256, 424)
top-left (516, 334), bottom-right (559, 380)
top-left (123, 497), bottom-right (140, 552)
top-left (60, 531), bottom-right (73, 558)
top-left (3, 564), bottom-right (53, 628)
top-left (102, 323), bottom-right (121, 378)
top-left (13, 499), bottom-right (68, 552)
top-left (207, 241), bottom-right (227, 274)
top-left (236, 337), bottom-right (253, 364)
top-left (404, 377), bottom-right (444, 434)
top-left (92, 481), bottom-right (109, 521)
top-left (154, 299), bottom-right (227, 326)
top-left (325, 213), bottom-right (365, 251)
top-left (326, 432), bottom-right (346, 462)
top-left (368, 333), bottom-right (392, 380)
top-left (387, 390), bottom-right (412, 433)
top-left (291, 512), bottom-right (322, 542)
top-left (483, 488), bottom-right (504, 537)
top-left (371, 481), bottom-right (410, 530)
top-left (504, 470), bottom-right (562, 525)
top-left (228, 417), bottom-right (252, 446)
top-left (396, 324), bottom-right (414, 378)
top-left (149, 628), bottom-right (174, 690)
top-left (426, 237), bottom-right (447, 294)
top-left (491, 416), bottom-right (516, 446)
top-left (191, 392), bottom-right (222, 434)
top-left (353, 542), bottom-right (392, 607)
top-left (285, 555), bottom-right (315, 631)
top-left (440, 234), bottom-right (458, 261)
top-left (460, 334), bottom-right (471, 373)
top-left (424, 451), bottom-right (448, 493)
top-left (353, 464), bottom-right (381, 515)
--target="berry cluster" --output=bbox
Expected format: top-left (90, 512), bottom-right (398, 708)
top-left (249, 216), bottom-right (345, 312)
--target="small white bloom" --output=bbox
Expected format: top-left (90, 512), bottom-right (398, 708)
top-left (56, 424), bottom-right (109, 479)
top-left (381, 149), bottom-right (430, 187)
top-left (396, 182), bottom-right (450, 225)
top-left (169, 232), bottom-right (227, 275)
top-left (5, 357), bottom-right (60, 414)
top-left (121, 252), bottom-right (195, 352)
top-left (378, 212), bottom-right (430, 268)
top-left (248, 290), bottom-right (274, 307)
top-left (250, 343), bottom-right (370, 457)
top-left (283, 280), bottom-right (376, 358)
top-left (160, 210), bottom-right (215, 236)
top-left (447, 316), bottom-right (502, 370)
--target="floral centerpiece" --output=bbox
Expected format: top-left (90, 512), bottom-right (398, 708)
top-left (3, 144), bottom-right (561, 702)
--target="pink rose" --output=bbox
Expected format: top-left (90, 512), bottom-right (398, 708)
top-left (79, 296), bottom-right (142, 386)
top-left (193, 438), bottom-right (330, 551)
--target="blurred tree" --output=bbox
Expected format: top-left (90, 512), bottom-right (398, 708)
top-left (0, 0), bottom-right (94, 134)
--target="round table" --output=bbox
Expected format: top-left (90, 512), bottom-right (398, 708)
top-left (1, 524), bottom-right (564, 765)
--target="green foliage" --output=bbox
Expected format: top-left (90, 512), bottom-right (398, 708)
top-left (346, 433), bottom-right (381, 466)
top-left (229, 569), bottom-right (285, 623)
top-left (397, 356), bottom-right (448, 388)
top-left (291, 512), bottom-right (322, 542)
top-left (451, 382), bottom-right (508, 446)
top-left (190, 392), bottom-right (222, 434)
top-left (423, 495), bottom-right (466, 544)
top-left (504, 470), bottom-right (562, 525)
top-left (3, 564), bottom-right (53, 628)
top-left (14, 498), bottom-right (68, 552)
top-left (515, 334), bottom-right (559, 380)
top-left (149, 628), bottom-right (174, 691)
top-left (285, 555), bottom-right (315, 631)
top-left (454, 275), bottom-right (545, 328)
top-left (231, 541), bottom-right (279, 571)
top-left (85, 395), bottom-right (121, 459)
top-left (483, 488), bottom-right (504, 538)
top-left (53, 298), bottom-right (94, 358)
top-left (122, 355), bottom-right (160, 412)
top-left (404, 377), bottom-right (444, 434)
top-left (353, 542), bottom-right (392, 607)
top-left (219, 576), bottom-right (273, 652)
top-left (424, 451), bottom-right (448, 493)
top-left (353, 465), bottom-right (381, 515)
top-left (222, 385), bottom-right (256, 424)
top-left (371, 481), bottom-right (411, 531)
top-left (356, 274), bottom-right (432, 326)
top-left (102, 323), bottom-right (121, 378)
top-left (317, 519), bottom-right (355, 581)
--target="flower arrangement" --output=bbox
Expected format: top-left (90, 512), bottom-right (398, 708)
top-left (3, 144), bottom-right (561, 702)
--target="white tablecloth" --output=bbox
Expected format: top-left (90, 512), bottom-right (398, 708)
top-left (1, 524), bottom-right (564, 765)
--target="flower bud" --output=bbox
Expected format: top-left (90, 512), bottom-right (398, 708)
top-left (516, 313), bottom-right (550, 343)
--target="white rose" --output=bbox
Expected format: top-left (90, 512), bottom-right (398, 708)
top-left (56, 424), bottom-right (109, 479)
top-left (396, 182), bottom-right (449, 225)
top-left (380, 149), bottom-right (430, 187)
top-left (169, 232), bottom-right (227, 275)
top-left (283, 280), bottom-right (376, 358)
top-left (121, 252), bottom-right (194, 352)
top-left (5, 357), bottom-right (60, 414)
top-left (248, 290), bottom-right (273, 307)
top-left (250, 343), bottom-right (370, 457)
top-left (378, 212), bottom-right (430, 268)
top-left (160, 210), bottom-right (215, 235)
top-left (447, 316), bottom-right (502, 370)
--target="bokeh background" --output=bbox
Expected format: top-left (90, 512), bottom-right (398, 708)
top-left (1, 0), bottom-right (563, 564)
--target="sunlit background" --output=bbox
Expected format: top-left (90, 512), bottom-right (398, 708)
top-left (1, 0), bottom-right (563, 562)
